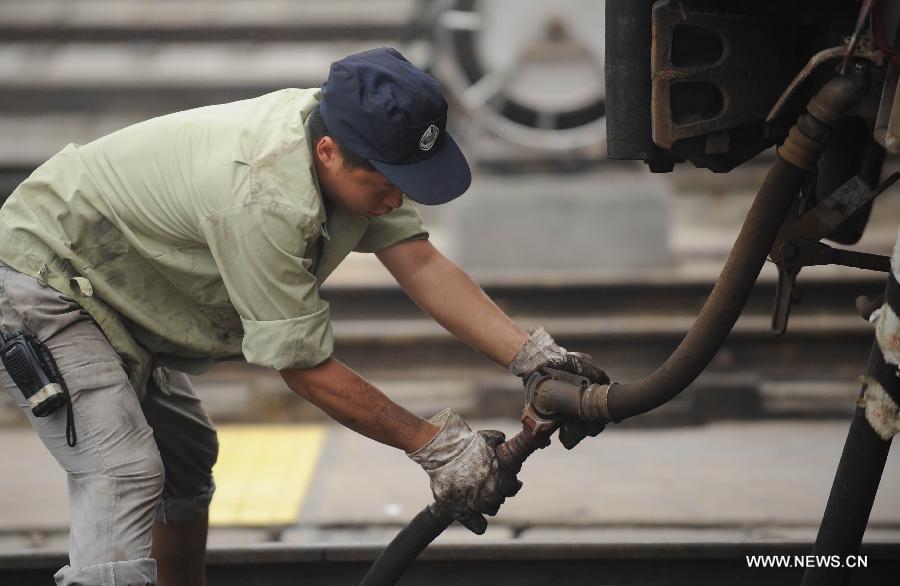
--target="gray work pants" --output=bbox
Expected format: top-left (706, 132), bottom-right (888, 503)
top-left (0, 264), bottom-right (219, 585)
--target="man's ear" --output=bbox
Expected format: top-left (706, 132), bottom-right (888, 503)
top-left (315, 136), bottom-right (340, 167)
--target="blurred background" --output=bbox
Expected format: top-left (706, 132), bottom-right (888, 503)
top-left (0, 0), bottom-right (899, 558)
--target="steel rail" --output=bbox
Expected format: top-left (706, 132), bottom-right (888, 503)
top-left (2, 541), bottom-right (899, 586)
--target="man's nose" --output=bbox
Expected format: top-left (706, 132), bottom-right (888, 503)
top-left (387, 190), bottom-right (403, 210)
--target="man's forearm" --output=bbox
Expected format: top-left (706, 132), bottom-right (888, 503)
top-left (378, 240), bottom-right (528, 367)
top-left (281, 357), bottom-right (438, 452)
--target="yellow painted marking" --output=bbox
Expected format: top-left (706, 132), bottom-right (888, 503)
top-left (209, 424), bottom-right (325, 526)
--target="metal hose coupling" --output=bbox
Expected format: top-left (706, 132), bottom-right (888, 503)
top-left (779, 67), bottom-right (868, 170)
top-left (525, 368), bottom-right (612, 424)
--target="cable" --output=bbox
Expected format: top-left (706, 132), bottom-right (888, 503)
top-left (35, 339), bottom-right (76, 447)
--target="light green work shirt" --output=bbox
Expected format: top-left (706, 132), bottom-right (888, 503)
top-left (0, 88), bottom-right (428, 396)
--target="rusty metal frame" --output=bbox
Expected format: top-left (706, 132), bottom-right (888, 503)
top-left (650, 0), bottom-right (791, 151)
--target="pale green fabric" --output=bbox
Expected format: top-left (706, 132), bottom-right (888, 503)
top-left (0, 88), bottom-right (428, 396)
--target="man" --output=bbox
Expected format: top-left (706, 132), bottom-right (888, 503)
top-left (0, 47), bottom-right (606, 585)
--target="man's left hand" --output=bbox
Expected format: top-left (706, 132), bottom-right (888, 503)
top-left (508, 327), bottom-right (609, 449)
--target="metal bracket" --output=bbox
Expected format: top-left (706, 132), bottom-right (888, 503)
top-left (769, 171), bottom-right (899, 334)
top-left (780, 238), bottom-right (891, 272)
top-left (768, 42), bottom-right (885, 123)
top-left (771, 172), bottom-right (899, 263)
top-left (771, 263), bottom-right (801, 336)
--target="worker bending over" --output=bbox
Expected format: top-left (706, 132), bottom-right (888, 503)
top-left (0, 48), bottom-right (607, 585)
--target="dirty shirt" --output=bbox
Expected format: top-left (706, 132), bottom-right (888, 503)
top-left (0, 89), bottom-right (428, 396)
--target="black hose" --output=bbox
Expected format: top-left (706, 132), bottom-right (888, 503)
top-left (801, 264), bottom-right (900, 585)
top-left (801, 344), bottom-right (894, 585)
top-left (605, 71), bottom-right (868, 423)
top-left (605, 156), bottom-right (809, 421)
top-left (361, 412), bottom-right (556, 585)
top-left (359, 506), bottom-right (450, 586)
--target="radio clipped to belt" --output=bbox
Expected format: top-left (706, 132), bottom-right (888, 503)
top-left (0, 332), bottom-right (77, 446)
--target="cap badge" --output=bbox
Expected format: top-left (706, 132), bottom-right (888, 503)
top-left (419, 124), bottom-right (439, 152)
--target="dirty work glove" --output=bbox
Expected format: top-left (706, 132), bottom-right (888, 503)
top-left (508, 326), bottom-right (610, 449)
top-left (408, 409), bottom-right (522, 534)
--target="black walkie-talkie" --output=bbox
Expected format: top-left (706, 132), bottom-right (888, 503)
top-left (0, 332), bottom-right (76, 445)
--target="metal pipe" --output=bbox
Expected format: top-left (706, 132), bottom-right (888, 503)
top-left (602, 71), bottom-right (868, 423)
top-left (801, 264), bottom-right (900, 585)
top-left (831, 248), bottom-right (892, 272)
top-left (807, 71), bottom-right (871, 125)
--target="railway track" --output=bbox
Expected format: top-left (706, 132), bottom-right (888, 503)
top-left (0, 0), bottom-right (421, 43)
top-left (0, 271), bottom-right (881, 427)
top-left (0, 0), bottom-right (424, 197)
top-left (2, 541), bottom-right (897, 586)
top-left (167, 271), bottom-right (887, 426)
top-left (0, 1), bottom-right (419, 116)
top-left (317, 272), bottom-right (881, 379)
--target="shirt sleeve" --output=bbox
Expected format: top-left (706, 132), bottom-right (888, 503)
top-left (199, 201), bottom-right (333, 370)
top-left (353, 195), bottom-right (429, 253)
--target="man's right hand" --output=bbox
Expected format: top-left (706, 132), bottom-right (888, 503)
top-left (407, 409), bottom-right (522, 534)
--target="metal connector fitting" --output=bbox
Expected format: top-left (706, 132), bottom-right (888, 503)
top-left (806, 69), bottom-right (868, 125)
top-left (525, 369), bottom-right (611, 424)
top-left (778, 124), bottom-right (828, 170)
top-left (580, 383), bottom-right (612, 423)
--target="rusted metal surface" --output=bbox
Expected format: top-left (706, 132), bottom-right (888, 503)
top-left (495, 404), bottom-right (559, 475)
top-left (608, 0), bottom-right (869, 172)
top-left (776, 173), bottom-right (899, 254)
top-left (524, 368), bottom-right (611, 424)
top-left (776, 124), bottom-right (828, 171)
top-left (649, 0), bottom-right (796, 170)
top-left (768, 170), bottom-right (896, 334)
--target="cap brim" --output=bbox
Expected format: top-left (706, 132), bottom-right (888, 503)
top-left (370, 133), bottom-right (471, 205)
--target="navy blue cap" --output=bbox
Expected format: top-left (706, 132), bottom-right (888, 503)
top-left (319, 47), bottom-right (471, 205)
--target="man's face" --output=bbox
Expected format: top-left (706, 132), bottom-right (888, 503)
top-left (314, 136), bottom-right (404, 217)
